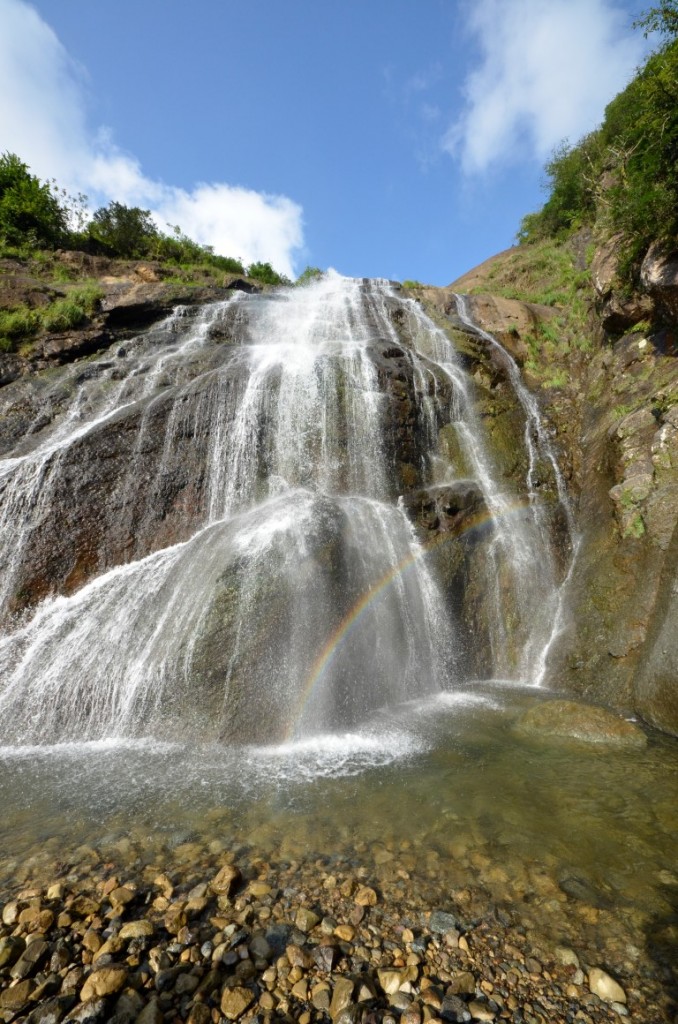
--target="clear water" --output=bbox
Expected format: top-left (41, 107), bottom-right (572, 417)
top-left (0, 684), bottom-right (676, 977)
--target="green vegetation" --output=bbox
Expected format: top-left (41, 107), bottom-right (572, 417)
top-left (624, 513), bottom-right (647, 539)
top-left (0, 151), bottom-right (294, 355)
top-left (0, 153), bottom-right (67, 250)
top-left (466, 236), bottom-right (594, 378)
top-left (402, 280), bottom-right (423, 289)
top-left (0, 151), bottom-right (289, 286)
top-left (0, 306), bottom-right (40, 352)
top-left (247, 262), bottom-right (290, 286)
top-left (519, 6), bottom-right (678, 282)
top-left (296, 266), bottom-right (324, 286)
top-left (0, 281), bottom-right (104, 352)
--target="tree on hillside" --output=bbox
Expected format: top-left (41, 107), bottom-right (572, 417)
top-left (0, 152), bottom-right (67, 249)
top-left (88, 201), bottom-right (159, 258)
top-left (635, 1), bottom-right (678, 37)
top-left (247, 261), bottom-right (290, 285)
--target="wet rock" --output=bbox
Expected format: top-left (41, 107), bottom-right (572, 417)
top-left (63, 998), bottom-right (108, 1022)
top-left (587, 967), bottom-right (627, 1004)
top-left (441, 992), bottom-right (472, 1022)
top-left (11, 937), bottom-right (50, 978)
top-left (25, 994), bottom-right (77, 1023)
top-left (354, 886), bottom-right (378, 907)
top-left (429, 911), bottom-right (459, 935)
top-left (513, 699), bottom-right (647, 748)
top-left (553, 946), bottom-right (580, 968)
top-left (0, 978), bottom-right (35, 1011)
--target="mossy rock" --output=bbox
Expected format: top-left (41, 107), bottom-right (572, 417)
top-left (514, 699), bottom-right (647, 749)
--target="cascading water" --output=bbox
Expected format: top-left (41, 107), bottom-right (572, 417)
top-left (0, 272), bottom-right (570, 748)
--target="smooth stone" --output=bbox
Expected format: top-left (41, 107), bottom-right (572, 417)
top-left (588, 967), bottom-right (627, 1004)
top-left (11, 938), bottom-right (49, 979)
top-left (441, 994), bottom-right (472, 1022)
top-left (468, 1001), bottom-right (496, 1021)
top-left (313, 944), bottom-right (336, 971)
top-left (25, 995), bottom-right (77, 1024)
top-left (209, 864), bottom-right (241, 897)
top-left (447, 971), bottom-right (475, 995)
top-left (175, 973), bottom-right (199, 994)
top-left (554, 946), bottom-right (580, 968)
top-left (311, 982), bottom-right (331, 1011)
top-left (187, 1004), bottom-right (213, 1024)
top-left (330, 976), bottom-right (355, 1019)
top-left (334, 1005), bottom-right (362, 1024)
top-left (64, 998), bottom-right (108, 1022)
top-left (295, 907), bottom-right (320, 932)
top-left (220, 985), bottom-right (255, 1020)
top-left (354, 886), bottom-right (378, 907)
top-left (514, 700), bottom-right (647, 748)
top-left (378, 969), bottom-right (404, 995)
top-left (135, 997), bottom-right (163, 1024)
top-left (119, 920), bottom-right (154, 940)
top-left (0, 978), bottom-right (35, 1010)
top-left (80, 964), bottom-right (128, 1001)
top-left (249, 934), bottom-right (273, 960)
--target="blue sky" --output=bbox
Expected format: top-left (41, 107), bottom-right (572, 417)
top-left (1, 0), bottom-right (652, 283)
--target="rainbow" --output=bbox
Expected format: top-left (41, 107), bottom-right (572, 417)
top-left (283, 498), bottom-right (533, 741)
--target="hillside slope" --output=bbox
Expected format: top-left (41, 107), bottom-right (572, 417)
top-left (423, 233), bottom-right (678, 735)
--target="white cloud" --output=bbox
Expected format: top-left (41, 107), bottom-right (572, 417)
top-left (444, 0), bottom-right (648, 174)
top-left (0, 0), bottom-right (303, 276)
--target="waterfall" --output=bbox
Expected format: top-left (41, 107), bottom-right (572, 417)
top-left (0, 273), bottom-right (570, 747)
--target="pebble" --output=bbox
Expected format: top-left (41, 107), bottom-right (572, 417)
top-left (429, 911), bottom-right (459, 935)
top-left (80, 963), bottom-right (127, 1000)
top-left (295, 907), bottom-right (320, 932)
top-left (220, 984), bottom-right (255, 1019)
top-left (354, 885), bottom-right (378, 907)
top-left (587, 967), bottom-right (627, 1004)
top-left (0, 836), bottom-right (663, 1024)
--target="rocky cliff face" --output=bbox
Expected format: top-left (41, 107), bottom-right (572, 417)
top-left (1, 248), bottom-right (676, 738)
top-left (441, 237), bottom-right (678, 737)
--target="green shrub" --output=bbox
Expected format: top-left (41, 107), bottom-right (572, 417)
top-left (0, 306), bottom-right (40, 351)
top-left (41, 282), bottom-right (103, 332)
top-left (519, 12), bottom-right (678, 283)
top-left (296, 266), bottom-right (324, 286)
top-left (247, 261), bottom-right (289, 286)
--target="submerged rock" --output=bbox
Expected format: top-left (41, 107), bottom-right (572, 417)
top-left (514, 699), bottom-right (647, 748)
top-left (587, 966), bottom-right (627, 1004)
